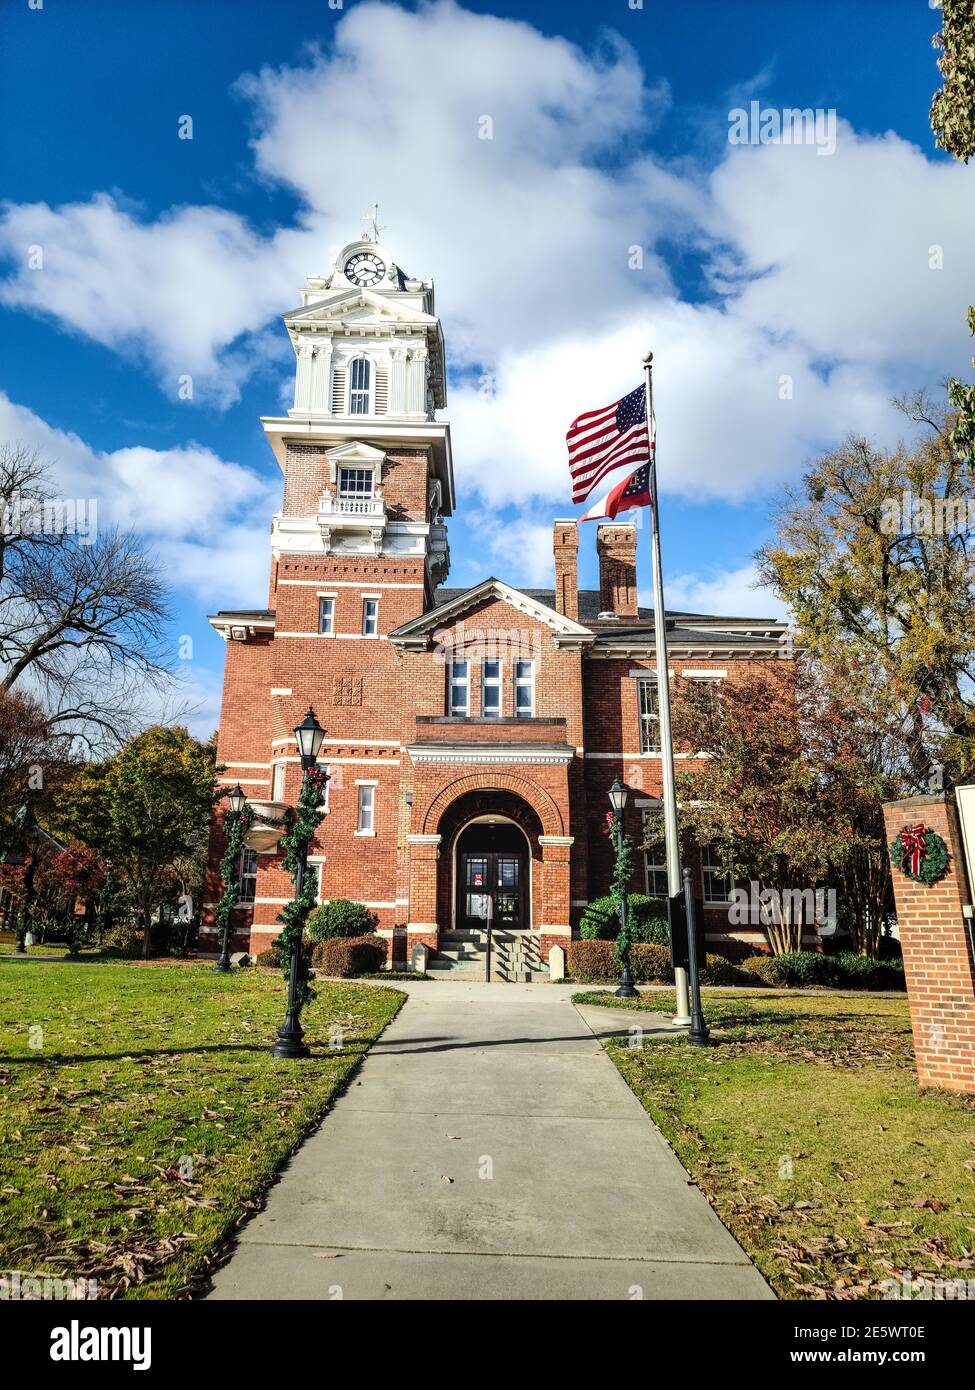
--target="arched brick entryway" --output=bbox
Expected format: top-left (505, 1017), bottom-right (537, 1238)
top-left (406, 777), bottom-right (573, 959)
top-left (419, 769), bottom-right (565, 838)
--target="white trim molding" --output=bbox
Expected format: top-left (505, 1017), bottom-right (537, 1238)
top-left (406, 743), bottom-right (574, 767)
top-left (407, 833), bottom-right (442, 845)
top-left (538, 835), bottom-right (575, 847)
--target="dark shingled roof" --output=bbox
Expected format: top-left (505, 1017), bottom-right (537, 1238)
top-left (430, 587), bottom-right (783, 637)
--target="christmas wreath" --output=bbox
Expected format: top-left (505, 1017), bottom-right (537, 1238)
top-left (889, 821), bottom-right (949, 886)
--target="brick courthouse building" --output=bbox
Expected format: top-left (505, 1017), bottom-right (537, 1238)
top-left (203, 236), bottom-right (790, 969)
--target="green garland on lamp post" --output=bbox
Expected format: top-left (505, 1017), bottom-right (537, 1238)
top-left (270, 709), bottom-right (328, 1059)
top-left (274, 766), bottom-right (328, 1011)
top-left (214, 785), bottom-right (254, 973)
top-left (608, 779), bottom-right (638, 998)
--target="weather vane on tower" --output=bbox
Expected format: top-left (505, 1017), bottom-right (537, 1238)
top-left (361, 202), bottom-right (385, 243)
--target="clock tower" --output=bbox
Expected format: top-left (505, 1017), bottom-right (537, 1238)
top-left (256, 232), bottom-right (453, 602)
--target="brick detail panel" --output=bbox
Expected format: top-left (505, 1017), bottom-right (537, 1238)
top-left (882, 794), bottom-right (975, 1094)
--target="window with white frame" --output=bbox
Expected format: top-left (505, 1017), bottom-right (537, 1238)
top-left (482, 660), bottom-right (502, 717)
top-left (688, 675), bottom-right (723, 753)
top-left (362, 598), bottom-right (379, 636)
top-left (356, 783), bottom-right (376, 833)
top-left (237, 847), bottom-right (257, 904)
top-left (642, 812), bottom-right (667, 898)
top-left (514, 659), bottom-right (535, 717)
top-left (271, 763), bottom-right (286, 802)
top-left (308, 862), bottom-right (324, 901)
top-left (701, 842), bottom-right (733, 903)
top-left (318, 597), bottom-right (335, 635)
top-left (449, 658), bottom-right (470, 716)
top-left (638, 679), bottom-right (660, 753)
top-left (349, 358), bottom-right (372, 414)
top-left (338, 466), bottom-right (373, 497)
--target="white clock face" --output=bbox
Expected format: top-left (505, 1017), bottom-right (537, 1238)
top-left (344, 252), bottom-right (386, 287)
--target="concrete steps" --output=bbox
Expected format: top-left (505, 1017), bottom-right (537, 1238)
top-left (430, 931), bottom-right (550, 983)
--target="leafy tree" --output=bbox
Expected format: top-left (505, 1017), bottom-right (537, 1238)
top-left (756, 396), bottom-right (975, 788)
top-left (930, 1), bottom-right (975, 470)
top-left (665, 666), bottom-right (849, 955)
top-left (0, 688), bottom-right (51, 821)
top-left (802, 678), bottom-right (899, 957)
top-left (31, 845), bottom-right (105, 944)
top-left (67, 726), bottom-right (218, 958)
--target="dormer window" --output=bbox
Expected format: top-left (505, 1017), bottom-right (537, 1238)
top-left (349, 357), bottom-right (372, 414)
top-left (338, 467), bottom-right (374, 498)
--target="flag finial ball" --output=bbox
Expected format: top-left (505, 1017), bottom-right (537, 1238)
top-left (643, 351), bottom-right (653, 365)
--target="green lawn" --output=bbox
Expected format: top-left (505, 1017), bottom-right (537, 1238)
top-left (574, 989), bottom-right (975, 1300)
top-left (0, 960), bottom-right (403, 1299)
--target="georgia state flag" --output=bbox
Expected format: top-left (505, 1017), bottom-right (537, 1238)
top-left (580, 461), bottom-right (652, 522)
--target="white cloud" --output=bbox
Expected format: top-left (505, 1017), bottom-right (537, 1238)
top-left (475, 515), bottom-right (555, 586)
top-left (708, 124), bottom-right (975, 371)
top-left (0, 0), bottom-right (971, 515)
top-left (0, 392), bottom-right (278, 608)
top-left (0, 196), bottom-right (312, 405)
top-left (656, 562), bottom-right (786, 621)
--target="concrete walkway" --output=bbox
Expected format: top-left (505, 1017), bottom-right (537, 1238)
top-left (208, 982), bottom-right (772, 1300)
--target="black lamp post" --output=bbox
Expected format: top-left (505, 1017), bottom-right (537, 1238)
top-left (271, 708), bottom-right (326, 1060)
top-left (608, 778), bottom-right (638, 998)
top-left (215, 784), bottom-right (247, 973)
top-left (682, 866), bottom-right (711, 1046)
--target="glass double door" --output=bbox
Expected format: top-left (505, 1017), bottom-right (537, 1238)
top-left (456, 823), bottom-right (528, 931)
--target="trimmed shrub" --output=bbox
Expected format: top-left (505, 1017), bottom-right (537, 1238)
top-left (579, 894), bottom-right (667, 944)
top-left (567, 939), bottom-right (616, 983)
top-left (631, 942), bottom-right (673, 982)
top-left (832, 951), bottom-right (906, 991)
top-left (568, 939), bottom-right (673, 983)
top-left (103, 920), bottom-right (141, 957)
top-left (743, 949), bottom-right (906, 990)
top-left (306, 899), bottom-right (378, 942)
top-left (312, 933), bottom-right (387, 977)
top-left (699, 954), bottom-right (756, 986)
top-left (743, 954), bottom-right (786, 985)
top-left (255, 944), bottom-right (282, 968)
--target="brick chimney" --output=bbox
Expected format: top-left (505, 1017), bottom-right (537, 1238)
top-left (553, 519), bottom-right (579, 621)
top-left (596, 523), bottom-right (638, 618)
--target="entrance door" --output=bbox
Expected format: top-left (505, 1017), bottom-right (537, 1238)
top-left (456, 821), bottom-right (529, 931)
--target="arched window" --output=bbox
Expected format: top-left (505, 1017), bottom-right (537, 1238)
top-left (349, 357), bottom-right (371, 414)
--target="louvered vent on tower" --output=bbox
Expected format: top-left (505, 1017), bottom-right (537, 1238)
top-left (374, 368), bottom-right (389, 415)
top-left (331, 367), bottom-right (347, 414)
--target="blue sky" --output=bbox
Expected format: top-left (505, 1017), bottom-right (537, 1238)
top-left (1, 0), bottom-right (970, 734)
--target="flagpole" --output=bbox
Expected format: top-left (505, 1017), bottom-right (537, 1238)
top-left (643, 352), bottom-right (692, 1027)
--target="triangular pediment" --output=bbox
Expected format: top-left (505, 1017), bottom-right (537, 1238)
top-left (284, 288), bottom-right (437, 330)
top-left (324, 441), bottom-right (387, 467)
top-left (389, 578), bottom-right (595, 651)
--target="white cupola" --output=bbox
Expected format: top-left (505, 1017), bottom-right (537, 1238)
top-left (283, 231), bottom-right (447, 422)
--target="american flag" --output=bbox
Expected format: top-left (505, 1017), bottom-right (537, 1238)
top-left (566, 383), bottom-right (653, 504)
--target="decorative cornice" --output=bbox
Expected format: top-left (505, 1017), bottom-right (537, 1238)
top-left (405, 743), bottom-right (575, 767)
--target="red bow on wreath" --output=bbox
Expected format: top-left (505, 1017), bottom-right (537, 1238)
top-left (899, 822), bottom-right (927, 877)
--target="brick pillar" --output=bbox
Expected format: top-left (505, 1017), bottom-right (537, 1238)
top-left (553, 520), bottom-right (579, 621)
top-left (881, 793), bottom-right (975, 1094)
top-left (596, 523), bottom-right (638, 618)
top-left (538, 835), bottom-right (574, 962)
top-left (406, 834), bottom-right (441, 954)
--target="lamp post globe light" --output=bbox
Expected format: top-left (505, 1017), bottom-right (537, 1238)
top-left (215, 784), bottom-right (248, 974)
top-left (271, 708), bottom-right (327, 1060)
top-left (608, 779), bottom-right (639, 999)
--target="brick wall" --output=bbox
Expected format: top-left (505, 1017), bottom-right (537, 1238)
top-left (882, 793), bottom-right (975, 1094)
top-left (206, 478), bottom-right (794, 964)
